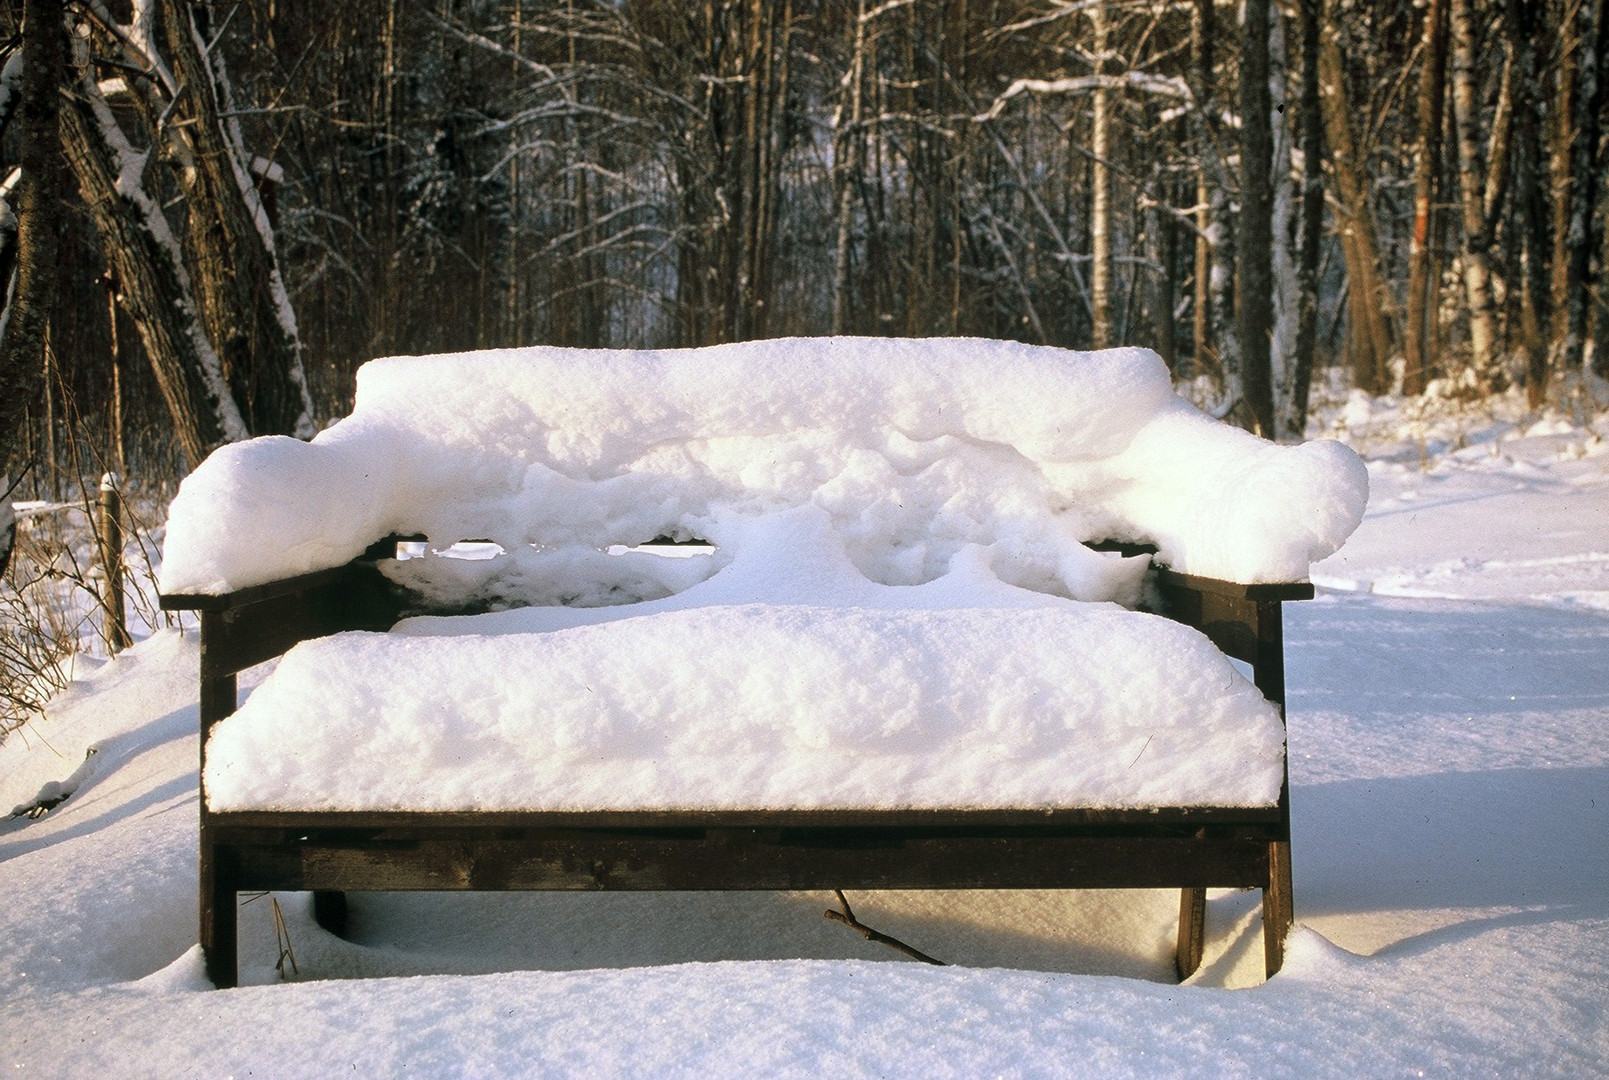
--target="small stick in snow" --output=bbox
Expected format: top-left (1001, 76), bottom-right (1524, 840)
top-left (270, 897), bottom-right (299, 979)
top-left (824, 889), bottom-right (946, 966)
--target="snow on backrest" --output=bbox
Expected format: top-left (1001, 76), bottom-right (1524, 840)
top-left (158, 338), bottom-right (1368, 599)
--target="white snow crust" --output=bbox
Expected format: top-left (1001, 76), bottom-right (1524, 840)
top-left (159, 338), bottom-right (1367, 597)
top-left (203, 510), bottom-right (1284, 813)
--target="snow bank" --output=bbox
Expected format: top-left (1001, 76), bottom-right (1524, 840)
top-left (160, 338), bottom-right (1367, 597)
top-left (205, 510), bottom-right (1285, 812)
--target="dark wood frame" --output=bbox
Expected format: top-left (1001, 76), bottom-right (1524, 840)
top-left (162, 539), bottom-right (1311, 989)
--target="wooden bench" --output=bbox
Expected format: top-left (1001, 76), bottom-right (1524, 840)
top-left (157, 339), bottom-right (1361, 989)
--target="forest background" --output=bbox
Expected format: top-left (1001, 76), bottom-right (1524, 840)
top-left (0, 0), bottom-right (1606, 705)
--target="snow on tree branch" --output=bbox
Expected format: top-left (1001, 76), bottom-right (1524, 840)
top-left (973, 72), bottom-right (1193, 123)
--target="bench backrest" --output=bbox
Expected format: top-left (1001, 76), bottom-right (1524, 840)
top-left (159, 338), bottom-right (1367, 602)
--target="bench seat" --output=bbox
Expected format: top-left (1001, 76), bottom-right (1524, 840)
top-left (205, 595), bottom-right (1286, 815)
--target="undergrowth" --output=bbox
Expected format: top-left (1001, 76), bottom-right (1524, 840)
top-left (1, 483), bottom-right (166, 744)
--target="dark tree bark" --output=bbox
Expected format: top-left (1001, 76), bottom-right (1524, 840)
top-left (1508, 0), bottom-right (1550, 404)
top-left (0, 0), bottom-right (70, 577)
top-left (1287, 0), bottom-right (1325, 437)
top-left (1404, 0), bottom-right (1449, 395)
top-left (1191, 0), bottom-right (1218, 376)
top-left (1550, 2), bottom-right (1578, 346)
top-left (1563, 0), bottom-right (1608, 376)
top-left (0, 0), bottom-right (69, 526)
top-left (1238, 0), bottom-right (1275, 437)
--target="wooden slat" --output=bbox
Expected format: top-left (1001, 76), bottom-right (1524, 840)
top-left (1262, 839), bottom-right (1294, 977)
top-left (195, 566), bottom-right (398, 678)
top-left (162, 563), bottom-right (361, 612)
top-left (1177, 886), bottom-right (1208, 979)
top-left (224, 832), bottom-right (1273, 894)
top-left (1153, 567), bottom-right (1314, 603)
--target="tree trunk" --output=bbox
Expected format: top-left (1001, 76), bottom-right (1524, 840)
top-left (59, 74), bottom-right (245, 467)
top-left (1450, 0), bottom-right (1499, 385)
top-left (1318, 15), bottom-right (1393, 393)
top-left (1287, 0), bottom-right (1325, 437)
top-left (1191, 0), bottom-right (1215, 375)
top-left (1269, 8), bottom-right (1302, 432)
top-left (0, 0), bottom-right (68, 480)
top-left (1090, 2), bottom-right (1114, 348)
top-left (161, 0), bottom-right (312, 439)
top-left (0, 0), bottom-right (69, 578)
top-left (1238, 0), bottom-right (1276, 436)
top-left (1563, 0), bottom-right (1608, 376)
top-left (1404, 0), bottom-right (1449, 395)
top-left (1508, 0), bottom-right (1549, 404)
top-left (832, 0), bottom-right (867, 336)
top-left (1550, 3), bottom-right (1578, 346)
top-left (1153, 204), bottom-right (1177, 371)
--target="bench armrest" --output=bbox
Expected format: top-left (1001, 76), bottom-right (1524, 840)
top-left (1153, 567), bottom-right (1313, 603)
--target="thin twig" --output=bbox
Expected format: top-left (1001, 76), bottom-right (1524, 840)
top-left (270, 897), bottom-right (298, 978)
top-left (823, 890), bottom-right (946, 966)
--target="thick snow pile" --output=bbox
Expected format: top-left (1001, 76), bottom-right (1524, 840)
top-left (159, 338), bottom-right (1367, 598)
top-left (205, 510), bottom-right (1284, 812)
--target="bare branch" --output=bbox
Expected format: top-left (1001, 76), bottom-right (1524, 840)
top-left (823, 891), bottom-right (946, 966)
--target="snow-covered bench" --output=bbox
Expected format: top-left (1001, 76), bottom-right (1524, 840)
top-left (158, 338), bottom-right (1367, 989)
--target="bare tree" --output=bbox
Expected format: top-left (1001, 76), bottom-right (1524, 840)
top-left (1287, 0), bottom-right (1326, 437)
top-left (1318, 9), bottom-right (1393, 394)
top-left (1507, 0), bottom-right (1550, 404)
top-left (0, 0), bottom-right (68, 575)
top-left (1239, 0), bottom-right (1276, 436)
top-left (1562, 0), bottom-right (1608, 376)
top-left (1404, 0), bottom-right (1449, 396)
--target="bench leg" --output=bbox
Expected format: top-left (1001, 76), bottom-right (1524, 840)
top-left (313, 890), bottom-right (349, 937)
top-left (1262, 839), bottom-right (1293, 978)
top-left (199, 840), bottom-right (238, 989)
top-left (1176, 886), bottom-right (1207, 980)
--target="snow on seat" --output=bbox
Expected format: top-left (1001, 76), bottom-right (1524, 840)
top-left (202, 510), bottom-right (1288, 813)
top-left (162, 338), bottom-right (1366, 816)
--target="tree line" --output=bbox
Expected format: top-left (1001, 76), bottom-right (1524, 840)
top-left (2, 0), bottom-right (1607, 556)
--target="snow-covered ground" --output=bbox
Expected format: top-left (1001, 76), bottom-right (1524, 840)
top-left (2, 384), bottom-right (1606, 1079)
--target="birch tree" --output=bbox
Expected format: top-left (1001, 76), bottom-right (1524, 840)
top-left (1449, 0), bottom-right (1499, 384)
top-left (1089, 1), bottom-right (1115, 347)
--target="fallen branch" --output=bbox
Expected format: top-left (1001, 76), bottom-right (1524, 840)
top-left (823, 890), bottom-right (946, 966)
top-left (270, 896), bottom-right (298, 979)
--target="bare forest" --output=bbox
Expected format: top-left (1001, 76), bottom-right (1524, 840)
top-left (2, 0), bottom-right (1607, 536)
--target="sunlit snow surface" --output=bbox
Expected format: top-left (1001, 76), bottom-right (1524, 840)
top-left (3, 386), bottom-right (1606, 1079)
